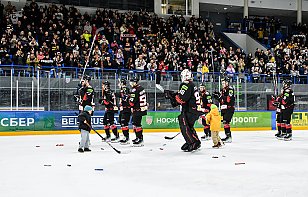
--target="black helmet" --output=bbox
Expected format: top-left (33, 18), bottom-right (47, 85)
top-left (104, 81), bottom-right (110, 86)
top-left (130, 76), bottom-right (139, 83)
top-left (83, 75), bottom-right (91, 81)
top-left (120, 78), bottom-right (127, 86)
top-left (200, 83), bottom-right (206, 88)
top-left (282, 79), bottom-right (292, 88)
top-left (221, 77), bottom-right (230, 83)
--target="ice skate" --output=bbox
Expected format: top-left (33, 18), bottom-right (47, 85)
top-left (275, 131), bottom-right (281, 138)
top-left (284, 134), bottom-right (292, 141)
top-left (132, 138), bottom-right (144, 147)
top-left (102, 136), bottom-right (111, 142)
top-left (201, 135), bottom-right (211, 141)
top-left (110, 136), bottom-right (120, 143)
top-left (120, 137), bottom-right (130, 145)
top-left (187, 141), bottom-right (201, 152)
top-left (78, 148), bottom-right (84, 153)
top-left (84, 148), bottom-right (91, 152)
top-left (181, 143), bottom-right (190, 151)
top-left (222, 136), bottom-right (232, 143)
top-left (277, 133), bottom-right (286, 140)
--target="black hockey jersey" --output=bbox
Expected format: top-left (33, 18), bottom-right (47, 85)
top-left (216, 86), bottom-right (235, 110)
top-left (175, 81), bottom-right (202, 115)
top-left (129, 85), bottom-right (147, 116)
top-left (200, 91), bottom-right (212, 113)
top-left (79, 85), bottom-right (94, 107)
top-left (281, 88), bottom-right (295, 110)
top-left (100, 90), bottom-right (117, 111)
top-left (118, 86), bottom-right (131, 113)
top-left (273, 94), bottom-right (283, 113)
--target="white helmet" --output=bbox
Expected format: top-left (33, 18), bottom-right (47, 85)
top-left (180, 69), bottom-right (192, 82)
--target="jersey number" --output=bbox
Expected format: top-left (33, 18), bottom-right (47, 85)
top-left (139, 94), bottom-right (147, 107)
top-left (194, 91), bottom-right (201, 105)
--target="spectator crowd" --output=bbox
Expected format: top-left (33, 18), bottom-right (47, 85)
top-left (0, 0), bottom-right (307, 83)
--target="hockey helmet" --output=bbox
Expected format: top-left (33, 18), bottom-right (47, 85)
top-left (221, 77), bottom-right (230, 83)
top-left (104, 81), bottom-right (111, 86)
top-left (120, 78), bottom-right (127, 86)
top-left (282, 79), bottom-right (292, 88)
top-left (129, 76), bottom-right (139, 87)
top-left (103, 81), bottom-right (111, 90)
top-left (200, 83), bottom-right (206, 88)
top-left (130, 76), bottom-right (139, 83)
top-left (221, 77), bottom-right (230, 88)
top-left (180, 69), bottom-right (192, 82)
top-left (83, 75), bottom-right (91, 81)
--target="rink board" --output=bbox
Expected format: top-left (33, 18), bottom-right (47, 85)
top-left (0, 111), bottom-right (306, 135)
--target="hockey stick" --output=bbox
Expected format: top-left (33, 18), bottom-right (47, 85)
top-left (75, 112), bottom-right (121, 154)
top-left (155, 84), bottom-right (165, 93)
top-left (210, 48), bottom-right (216, 93)
top-left (272, 64), bottom-right (278, 96)
top-left (164, 132), bottom-right (180, 140)
top-left (86, 123), bottom-right (121, 154)
top-left (80, 27), bottom-right (105, 82)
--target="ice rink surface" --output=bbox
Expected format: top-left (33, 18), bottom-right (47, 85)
top-left (1, 130), bottom-right (308, 197)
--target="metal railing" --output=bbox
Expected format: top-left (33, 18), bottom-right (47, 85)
top-left (0, 65), bottom-right (307, 112)
top-left (1, 65), bottom-right (307, 84)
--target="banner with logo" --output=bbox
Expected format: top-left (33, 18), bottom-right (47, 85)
top-left (142, 111), bottom-right (272, 129)
top-left (0, 111), bottom-right (304, 133)
top-left (291, 112), bottom-right (308, 128)
top-left (54, 111), bottom-right (120, 130)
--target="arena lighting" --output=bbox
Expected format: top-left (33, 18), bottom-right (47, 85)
top-left (224, 7), bottom-right (228, 10)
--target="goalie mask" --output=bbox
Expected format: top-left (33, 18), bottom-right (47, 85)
top-left (180, 69), bottom-right (192, 82)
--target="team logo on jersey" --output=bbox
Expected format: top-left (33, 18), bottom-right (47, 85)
top-left (146, 116), bottom-right (153, 125)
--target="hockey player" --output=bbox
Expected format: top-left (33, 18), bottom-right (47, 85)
top-left (213, 77), bottom-right (235, 143)
top-left (77, 105), bottom-right (93, 152)
top-left (199, 83), bottom-right (213, 141)
top-left (117, 78), bottom-right (132, 145)
top-left (99, 81), bottom-right (119, 142)
top-left (78, 75), bottom-right (95, 114)
top-left (277, 79), bottom-right (295, 140)
top-left (129, 76), bottom-right (148, 146)
top-left (174, 69), bottom-right (202, 152)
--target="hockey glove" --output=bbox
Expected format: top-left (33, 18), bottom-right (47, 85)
top-left (271, 95), bottom-right (277, 100)
top-left (213, 92), bottom-right (220, 100)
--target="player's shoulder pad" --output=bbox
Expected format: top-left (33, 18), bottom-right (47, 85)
top-left (180, 83), bottom-right (189, 91)
top-left (87, 86), bottom-right (94, 91)
top-left (205, 91), bottom-right (210, 95)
